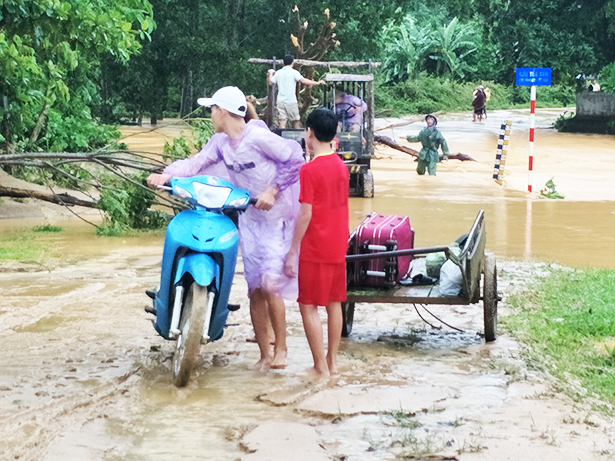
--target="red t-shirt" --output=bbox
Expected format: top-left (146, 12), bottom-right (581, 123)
top-left (299, 152), bottom-right (349, 263)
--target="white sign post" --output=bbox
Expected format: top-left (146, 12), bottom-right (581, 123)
top-left (515, 68), bottom-right (552, 192)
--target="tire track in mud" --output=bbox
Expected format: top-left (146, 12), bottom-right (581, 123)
top-left (0, 371), bottom-right (142, 460)
top-left (2, 246), bottom-right (615, 460)
top-left (1, 282), bottom-right (106, 331)
top-left (0, 249), bottom-right (162, 459)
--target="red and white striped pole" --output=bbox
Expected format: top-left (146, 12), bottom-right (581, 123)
top-left (528, 85), bottom-right (536, 192)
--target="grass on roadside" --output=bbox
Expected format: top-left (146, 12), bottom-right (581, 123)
top-left (504, 267), bottom-right (615, 411)
top-left (0, 234), bottom-right (50, 262)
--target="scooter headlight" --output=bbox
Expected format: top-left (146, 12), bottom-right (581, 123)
top-left (173, 186), bottom-right (192, 199)
top-left (193, 183), bottom-right (232, 208)
top-left (227, 197), bottom-right (249, 208)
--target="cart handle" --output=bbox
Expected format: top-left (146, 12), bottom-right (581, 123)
top-left (346, 246), bottom-right (451, 262)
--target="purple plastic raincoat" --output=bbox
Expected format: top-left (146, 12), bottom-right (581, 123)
top-left (164, 120), bottom-right (304, 300)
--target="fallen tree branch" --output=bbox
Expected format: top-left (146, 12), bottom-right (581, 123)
top-left (375, 112), bottom-right (442, 132)
top-left (48, 185), bottom-right (101, 228)
top-left (374, 134), bottom-right (419, 157)
top-left (373, 134), bottom-right (476, 162)
top-left (0, 151), bottom-right (166, 172)
top-left (0, 186), bottom-right (98, 208)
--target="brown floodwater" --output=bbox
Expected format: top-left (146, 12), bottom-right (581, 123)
top-left (367, 109), bottom-right (615, 269)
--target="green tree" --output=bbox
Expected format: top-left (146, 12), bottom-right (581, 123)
top-left (0, 0), bottom-right (154, 154)
top-left (380, 15), bottom-right (432, 83)
top-left (471, 0), bottom-right (614, 84)
top-left (429, 17), bottom-right (477, 78)
top-left (380, 13), bottom-right (478, 82)
top-left (599, 62), bottom-right (615, 93)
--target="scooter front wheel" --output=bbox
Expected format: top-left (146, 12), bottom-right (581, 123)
top-left (173, 283), bottom-right (208, 387)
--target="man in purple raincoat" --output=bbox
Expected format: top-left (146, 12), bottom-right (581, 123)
top-left (147, 86), bottom-right (304, 371)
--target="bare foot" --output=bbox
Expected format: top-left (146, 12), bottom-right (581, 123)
top-left (270, 349), bottom-right (287, 369)
top-left (326, 360), bottom-right (338, 375)
top-left (255, 357), bottom-right (271, 372)
top-left (303, 366), bottom-right (330, 378)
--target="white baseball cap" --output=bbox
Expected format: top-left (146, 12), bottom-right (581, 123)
top-left (197, 86), bottom-right (247, 117)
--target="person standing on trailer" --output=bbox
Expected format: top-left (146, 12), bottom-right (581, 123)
top-left (267, 55), bottom-right (325, 129)
top-left (284, 108), bottom-right (349, 377)
top-left (405, 114), bottom-right (449, 176)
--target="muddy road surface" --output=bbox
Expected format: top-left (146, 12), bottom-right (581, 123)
top-left (1, 109), bottom-right (614, 460)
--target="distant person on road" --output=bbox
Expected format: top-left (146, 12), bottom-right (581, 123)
top-left (472, 85), bottom-right (487, 122)
top-left (268, 54), bottom-right (325, 129)
top-left (405, 114), bottom-right (449, 176)
top-left (334, 90), bottom-right (367, 132)
top-left (284, 108), bottom-right (349, 377)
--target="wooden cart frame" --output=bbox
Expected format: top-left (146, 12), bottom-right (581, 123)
top-left (343, 210), bottom-right (498, 342)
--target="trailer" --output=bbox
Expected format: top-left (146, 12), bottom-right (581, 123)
top-left (343, 210), bottom-right (499, 342)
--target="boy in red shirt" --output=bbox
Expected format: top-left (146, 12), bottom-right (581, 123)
top-left (284, 108), bottom-right (349, 376)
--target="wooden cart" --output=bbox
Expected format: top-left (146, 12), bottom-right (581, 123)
top-left (343, 210), bottom-right (498, 342)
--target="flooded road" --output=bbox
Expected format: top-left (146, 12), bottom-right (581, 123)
top-left (1, 109), bottom-right (615, 460)
top-left (370, 108), bottom-right (615, 269)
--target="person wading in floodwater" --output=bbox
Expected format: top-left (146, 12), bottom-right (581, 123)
top-left (405, 114), bottom-right (449, 176)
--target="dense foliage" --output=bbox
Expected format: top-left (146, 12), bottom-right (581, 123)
top-left (599, 62), bottom-right (615, 93)
top-left (381, 15), bottom-right (478, 82)
top-left (0, 0), bottom-right (154, 154)
top-left (97, 0), bottom-right (615, 121)
top-left (96, 172), bottom-right (169, 236)
top-left (1, 0), bottom-right (614, 150)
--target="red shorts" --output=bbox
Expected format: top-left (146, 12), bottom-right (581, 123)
top-left (298, 260), bottom-right (347, 306)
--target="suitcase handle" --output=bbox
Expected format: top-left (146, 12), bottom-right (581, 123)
top-left (367, 244), bottom-right (387, 251)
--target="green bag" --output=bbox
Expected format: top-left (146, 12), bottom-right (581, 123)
top-left (425, 252), bottom-right (446, 278)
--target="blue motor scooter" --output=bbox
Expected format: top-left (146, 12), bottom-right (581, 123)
top-left (146, 175), bottom-right (253, 387)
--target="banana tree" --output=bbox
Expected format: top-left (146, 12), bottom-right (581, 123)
top-left (428, 17), bottom-right (477, 79)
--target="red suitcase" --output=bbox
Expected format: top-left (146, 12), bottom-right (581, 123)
top-left (352, 213), bottom-right (415, 287)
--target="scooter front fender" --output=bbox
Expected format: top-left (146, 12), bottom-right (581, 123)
top-left (174, 253), bottom-right (216, 287)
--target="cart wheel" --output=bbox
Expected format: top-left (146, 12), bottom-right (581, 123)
top-left (341, 302), bottom-right (355, 337)
top-left (361, 170), bottom-right (374, 198)
top-left (483, 254), bottom-right (498, 342)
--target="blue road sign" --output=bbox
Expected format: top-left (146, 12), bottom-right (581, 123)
top-left (515, 68), bottom-right (552, 86)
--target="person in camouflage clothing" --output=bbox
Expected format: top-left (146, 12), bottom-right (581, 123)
top-left (406, 114), bottom-right (449, 176)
